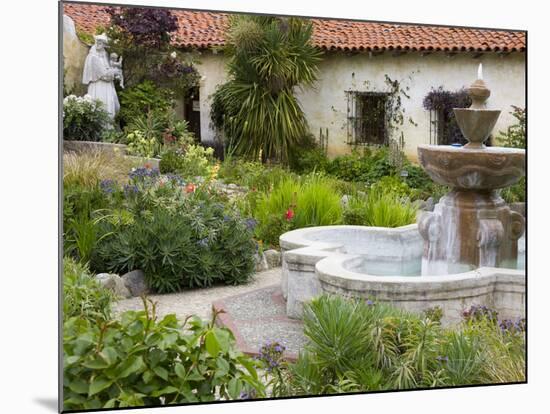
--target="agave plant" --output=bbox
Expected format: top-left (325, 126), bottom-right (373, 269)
top-left (211, 15), bottom-right (321, 163)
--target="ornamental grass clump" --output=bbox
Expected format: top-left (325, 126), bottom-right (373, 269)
top-left (253, 175), bottom-right (342, 247)
top-left (343, 186), bottom-right (418, 228)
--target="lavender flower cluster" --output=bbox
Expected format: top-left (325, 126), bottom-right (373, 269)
top-left (129, 167), bottom-right (161, 182)
top-left (245, 218), bottom-right (257, 231)
top-left (462, 304), bottom-right (499, 323)
top-left (257, 341), bottom-right (286, 372)
top-left (499, 318), bottom-right (526, 334)
top-left (100, 179), bottom-right (116, 194)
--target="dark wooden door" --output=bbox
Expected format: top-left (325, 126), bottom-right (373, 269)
top-left (184, 87), bottom-right (201, 142)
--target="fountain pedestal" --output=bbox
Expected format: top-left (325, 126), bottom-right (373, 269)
top-left (419, 190), bottom-right (524, 275)
top-left (418, 65), bottom-right (525, 275)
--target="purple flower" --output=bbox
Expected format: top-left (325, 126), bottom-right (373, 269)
top-left (129, 167), bottom-right (160, 182)
top-left (100, 179), bottom-right (115, 194)
top-left (436, 356), bottom-right (449, 363)
top-left (240, 389), bottom-right (256, 400)
top-left (366, 299), bottom-right (374, 306)
top-left (245, 218), bottom-right (258, 231)
top-left (257, 341), bottom-right (285, 372)
top-left (123, 184), bottom-right (139, 195)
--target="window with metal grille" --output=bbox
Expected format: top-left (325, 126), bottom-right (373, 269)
top-left (346, 91), bottom-right (388, 146)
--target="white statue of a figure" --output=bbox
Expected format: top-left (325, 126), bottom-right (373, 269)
top-left (82, 34), bottom-right (120, 120)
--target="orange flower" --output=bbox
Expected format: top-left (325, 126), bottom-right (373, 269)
top-left (144, 162), bottom-right (152, 169)
top-left (185, 183), bottom-right (196, 193)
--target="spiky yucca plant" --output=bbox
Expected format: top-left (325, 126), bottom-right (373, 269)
top-left (211, 15), bottom-right (321, 163)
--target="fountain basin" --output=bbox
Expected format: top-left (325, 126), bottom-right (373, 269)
top-left (418, 145), bottom-right (525, 190)
top-left (280, 225), bottom-right (423, 318)
top-left (281, 225), bottom-right (525, 324)
top-left (319, 257), bottom-right (525, 325)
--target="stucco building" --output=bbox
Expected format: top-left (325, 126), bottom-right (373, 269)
top-left (63, 3), bottom-right (526, 159)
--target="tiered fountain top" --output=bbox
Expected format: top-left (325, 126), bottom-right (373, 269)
top-left (418, 64), bottom-right (525, 191)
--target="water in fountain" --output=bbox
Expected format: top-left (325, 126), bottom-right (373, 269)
top-left (417, 64), bottom-right (525, 276)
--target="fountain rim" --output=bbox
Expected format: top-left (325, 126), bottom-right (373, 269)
top-left (417, 144), bottom-right (525, 155)
top-left (316, 252), bottom-right (524, 287)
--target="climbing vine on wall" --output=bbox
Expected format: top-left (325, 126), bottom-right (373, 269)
top-left (338, 72), bottom-right (417, 169)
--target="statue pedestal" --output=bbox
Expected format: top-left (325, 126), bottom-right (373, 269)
top-left (418, 190), bottom-right (524, 276)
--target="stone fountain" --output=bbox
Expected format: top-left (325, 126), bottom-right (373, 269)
top-left (417, 64), bottom-right (525, 275)
top-left (279, 64), bottom-right (525, 323)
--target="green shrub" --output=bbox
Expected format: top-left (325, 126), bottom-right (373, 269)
top-left (497, 106), bottom-right (525, 149)
top-left (63, 257), bottom-right (115, 323)
top-left (218, 158), bottom-right (296, 192)
top-left (118, 81), bottom-right (174, 126)
top-left (63, 299), bottom-right (265, 410)
top-left (325, 149), bottom-right (374, 182)
top-left (325, 148), bottom-right (396, 184)
top-left (93, 173), bottom-right (256, 292)
top-left (289, 145), bottom-right (329, 175)
top-left (160, 145), bottom-right (216, 179)
top-left (63, 95), bottom-right (111, 141)
top-left (126, 130), bottom-right (162, 158)
top-left (500, 176), bottom-right (526, 203)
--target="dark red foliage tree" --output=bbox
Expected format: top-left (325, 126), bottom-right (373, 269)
top-left (106, 6), bottom-right (178, 47)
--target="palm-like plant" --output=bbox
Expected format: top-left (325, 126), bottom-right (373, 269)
top-left (212, 15), bottom-right (321, 162)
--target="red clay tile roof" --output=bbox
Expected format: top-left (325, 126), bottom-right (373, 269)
top-left (63, 3), bottom-right (525, 53)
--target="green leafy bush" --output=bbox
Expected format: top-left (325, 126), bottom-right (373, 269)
top-left (63, 94), bottom-right (111, 141)
top-left (63, 257), bottom-right (115, 323)
top-left (497, 106), bottom-right (525, 149)
top-left (218, 158), bottom-right (296, 192)
top-left (495, 106), bottom-right (526, 204)
top-left (325, 148), bottom-right (396, 184)
top-left (93, 171), bottom-right (256, 292)
top-left (63, 299), bottom-right (265, 410)
top-left (118, 81), bottom-right (174, 126)
top-left (160, 145), bottom-right (215, 179)
top-left (289, 142), bottom-right (329, 175)
top-left (500, 176), bottom-right (526, 203)
top-left (126, 130), bottom-right (162, 158)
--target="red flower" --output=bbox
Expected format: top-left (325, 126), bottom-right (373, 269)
top-left (185, 183), bottom-right (196, 193)
top-left (285, 208), bottom-right (294, 221)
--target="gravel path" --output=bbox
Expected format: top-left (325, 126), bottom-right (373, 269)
top-left (113, 267), bottom-right (282, 321)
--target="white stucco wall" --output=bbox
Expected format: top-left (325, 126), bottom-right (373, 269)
top-left (63, 15), bottom-right (90, 96)
top-left (295, 52), bottom-right (525, 159)
top-left (184, 51), bottom-right (526, 158)
top-left (195, 52), bottom-right (229, 143)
